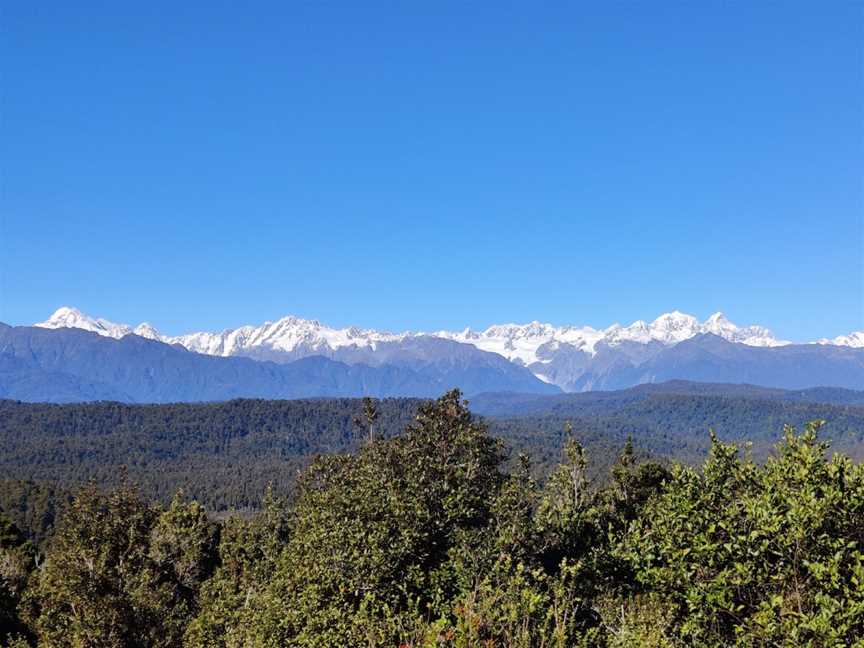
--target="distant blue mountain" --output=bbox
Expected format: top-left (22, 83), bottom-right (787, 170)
top-left (0, 324), bottom-right (559, 403)
top-left (3, 323), bottom-right (864, 404)
top-left (34, 307), bottom-right (864, 394)
top-left (569, 333), bottom-right (864, 392)
top-left (470, 379), bottom-right (864, 418)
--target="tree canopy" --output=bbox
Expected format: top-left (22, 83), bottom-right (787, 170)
top-left (2, 391), bottom-right (863, 646)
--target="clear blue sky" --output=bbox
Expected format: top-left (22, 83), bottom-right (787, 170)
top-left (2, 2), bottom-right (862, 340)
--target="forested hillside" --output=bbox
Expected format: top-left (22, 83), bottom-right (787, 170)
top-left (2, 381), bottom-right (864, 538)
top-left (477, 381), bottom-right (864, 463)
top-left (0, 398), bottom-right (420, 514)
top-left (1, 391), bottom-right (862, 646)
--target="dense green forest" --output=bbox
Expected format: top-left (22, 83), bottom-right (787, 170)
top-left (1, 390), bottom-right (863, 646)
top-left (0, 398), bottom-right (421, 516)
top-left (2, 386), bottom-right (864, 541)
top-left (0, 396), bottom-right (635, 529)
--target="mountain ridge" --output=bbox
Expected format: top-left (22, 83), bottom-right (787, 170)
top-left (33, 306), bottom-right (864, 393)
top-left (38, 306), bottom-right (805, 354)
top-left (0, 323), bottom-right (557, 402)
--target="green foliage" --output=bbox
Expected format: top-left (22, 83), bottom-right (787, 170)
top-left (593, 593), bottom-right (678, 647)
top-left (6, 387), bottom-right (864, 533)
top-left (0, 480), bottom-right (71, 547)
top-left (23, 480), bottom-right (157, 646)
top-left (23, 482), bottom-right (217, 647)
top-left (0, 398), bottom-right (421, 513)
top-left (185, 488), bottom-right (289, 647)
top-left (138, 494), bottom-right (219, 646)
top-left (619, 421), bottom-right (864, 645)
top-left (220, 390), bottom-right (507, 646)
top-left (0, 511), bottom-right (34, 644)
top-left (2, 393), bottom-right (864, 646)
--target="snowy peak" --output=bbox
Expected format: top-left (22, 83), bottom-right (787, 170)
top-left (165, 315), bottom-right (407, 358)
top-left (700, 311), bottom-right (779, 347)
top-left (604, 313), bottom-right (696, 346)
top-left (650, 311), bottom-right (700, 342)
top-left (441, 321), bottom-right (603, 365)
top-left (133, 323), bottom-right (162, 340)
top-left (444, 311), bottom-right (786, 365)
top-left (37, 307), bottom-right (162, 341)
top-left (36, 307), bottom-right (133, 339)
top-left (703, 312), bottom-right (737, 339)
top-left (819, 332), bottom-right (864, 348)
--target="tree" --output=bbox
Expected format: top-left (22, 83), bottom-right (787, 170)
top-left (359, 397), bottom-right (380, 444)
top-left (24, 481), bottom-right (156, 647)
top-left (535, 425), bottom-right (598, 568)
top-left (186, 488), bottom-right (289, 647)
top-left (228, 389), bottom-right (507, 646)
top-left (0, 511), bottom-right (34, 644)
top-left (135, 494), bottom-right (218, 646)
top-left (24, 482), bottom-right (218, 648)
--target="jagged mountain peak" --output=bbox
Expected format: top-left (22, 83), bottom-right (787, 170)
top-left (49, 306), bottom-right (83, 320)
top-left (38, 306), bottom-right (132, 339)
top-left (819, 331), bottom-right (864, 348)
top-left (652, 310), bottom-right (698, 325)
top-left (132, 323), bottom-right (162, 340)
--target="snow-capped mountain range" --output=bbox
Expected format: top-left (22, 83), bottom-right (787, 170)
top-left (33, 307), bottom-right (864, 393)
top-left (436, 311), bottom-right (786, 365)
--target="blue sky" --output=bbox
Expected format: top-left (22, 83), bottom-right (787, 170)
top-left (2, 2), bottom-right (862, 340)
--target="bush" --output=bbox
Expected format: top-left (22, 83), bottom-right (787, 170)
top-left (618, 422), bottom-right (864, 645)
